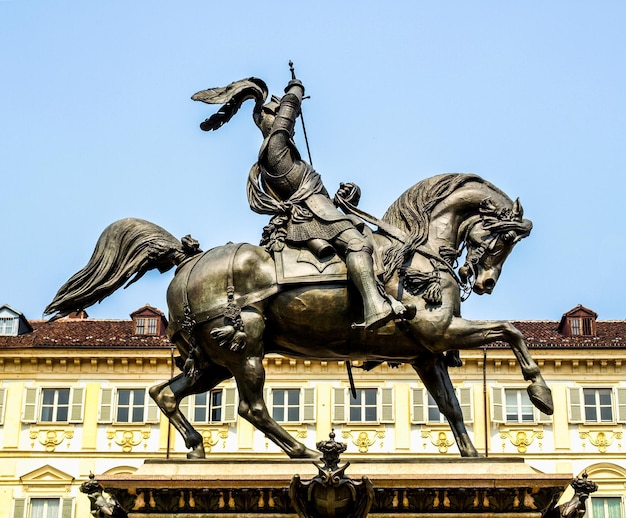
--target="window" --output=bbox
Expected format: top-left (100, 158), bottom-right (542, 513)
top-left (491, 387), bottom-right (551, 425)
top-left (272, 389), bottom-right (300, 422)
top-left (135, 317), bottom-right (158, 335)
top-left (584, 388), bottom-right (613, 422)
top-left (12, 498), bottom-right (73, 518)
top-left (41, 389), bottom-right (70, 422)
top-left (195, 390), bottom-right (223, 422)
top-left (22, 387), bottom-right (84, 424)
top-left (570, 317), bottom-right (593, 336)
top-left (98, 387), bottom-right (160, 424)
top-left (505, 389), bottom-right (535, 423)
top-left (411, 387), bottom-right (473, 424)
top-left (590, 496), bottom-right (623, 518)
top-left (179, 387), bottom-right (238, 424)
top-left (0, 316), bottom-right (16, 335)
top-left (568, 387), bottom-right (626, 424)
top-left (350, 388), bottom-right (378, 422)
top-left (333, 387), bottom-right (393, 424)
top-left (116, 389), bottom-right (145, 423)
top-left (266, 387), bottom-right (315, 423)
top-left (427, 393), bottom-right (447, 423)
top-left (30, 498), bottom-right (59, 518)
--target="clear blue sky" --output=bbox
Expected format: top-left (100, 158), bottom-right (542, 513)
top-left (2, 1), bottom-right (625, 322)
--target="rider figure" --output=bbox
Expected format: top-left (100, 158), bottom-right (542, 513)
top-left (247, 78), bottom-right (409, 330)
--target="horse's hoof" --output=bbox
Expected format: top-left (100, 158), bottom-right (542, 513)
top-left (289, 447), bottom-right (320, 459)
top-left (186, 447), bottom-right (206, 459)
top-left (302, 447), bottom-right (321, 459)
top-left (527, 383), bottom-right (554, 415)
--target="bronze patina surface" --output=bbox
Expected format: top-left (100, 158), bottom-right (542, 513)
top-left (46, 70), bottom-right (551, 462)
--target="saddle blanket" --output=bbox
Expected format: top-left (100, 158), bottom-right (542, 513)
top-left (274, 245), bottom-right (347, 284)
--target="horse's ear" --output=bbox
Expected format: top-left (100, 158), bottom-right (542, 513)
top-left (512, 198), bottom-right (524, 219)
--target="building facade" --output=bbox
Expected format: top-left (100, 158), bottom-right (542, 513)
top-left (0, 303), bottom-right (624, 518)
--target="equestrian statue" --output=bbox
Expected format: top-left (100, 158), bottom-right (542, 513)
top-left (45, 68), bottom-right (553, 459)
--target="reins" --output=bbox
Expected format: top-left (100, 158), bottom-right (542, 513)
top-left (335, 193), bottom-right (467, 291)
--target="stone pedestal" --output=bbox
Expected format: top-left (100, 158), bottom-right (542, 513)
top-left (99, 457), bottom-right (571, 517)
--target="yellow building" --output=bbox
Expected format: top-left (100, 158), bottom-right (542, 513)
top-left (0, 303), bottom-right (624, 518)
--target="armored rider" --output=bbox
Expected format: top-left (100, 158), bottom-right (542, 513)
top-left (247, 78), bottom-right (410, 330)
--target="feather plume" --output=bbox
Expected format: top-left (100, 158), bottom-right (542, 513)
top-left (192, 77), bottom-right (268, 131)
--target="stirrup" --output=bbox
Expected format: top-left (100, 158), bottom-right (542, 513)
top-left (351, 303), bottom-right (416, 331)
top-left (364, 304), bottom-right (396, 330)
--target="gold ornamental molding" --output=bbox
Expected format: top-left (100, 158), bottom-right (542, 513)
top-left (421, 429), bottom-right (455, 454)
top-left (342, 429), bottom-right (385, 453)
top-left (29, 427), bottom-right (74, 452)
top-left (499, 429), bottom-right (543, 454)
top-left (106, 428), bottom-right (151, 453)
top-left (579, 430), bottom-right (623, 453)
top-left (200, 428), bottom-right (229, 453)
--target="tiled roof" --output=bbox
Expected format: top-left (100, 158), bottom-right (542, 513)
top-left (0, 319), bottom-right (172, 349)
top-left (490, 320), bottom-right (626, 349)
top-left (0, 317), bottom-right (624, 350)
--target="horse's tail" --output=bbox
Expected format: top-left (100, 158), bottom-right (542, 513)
top-left (44, 218), bottom-right (202, 321)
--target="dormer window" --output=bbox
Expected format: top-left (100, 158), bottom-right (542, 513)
top-left (130, 305), bottom-right (167, 337)
top-left (0, 305), bottom-right (32, 336)
top-left (558, 304), bottom-right (597, 337)
top-left (0, 316), bottom-right (17, 335)
top-left (135, 317), bottom-right (158, 336)
top-left (570, 316), bottom-right (593, 336)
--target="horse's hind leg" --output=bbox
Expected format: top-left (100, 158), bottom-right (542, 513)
top-left (221, 311), bottom-right (318, 459)
top-left (149, 365), bottom-right (232, 459)
top-left (412, 354), bottom-right (479, 457)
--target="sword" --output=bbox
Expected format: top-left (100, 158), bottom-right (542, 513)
top-left (288, 60), bottom-right (314, 166)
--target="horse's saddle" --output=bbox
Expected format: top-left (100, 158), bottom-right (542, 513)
top-left (274, 244), bottom-right (347, 285)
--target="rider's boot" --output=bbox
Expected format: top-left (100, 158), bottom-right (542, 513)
top-left (345, 250), bottom-right (397, 330)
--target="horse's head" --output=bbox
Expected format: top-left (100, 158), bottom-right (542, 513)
top-left (459, 198), bottom-right (532, 295)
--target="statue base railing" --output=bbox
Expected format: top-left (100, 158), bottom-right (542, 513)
top-left (98, 457), bottom-right (571, 517)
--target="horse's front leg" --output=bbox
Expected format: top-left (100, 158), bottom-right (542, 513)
top-left (412, 354), bottom-right (479, 457)
top-left (436, 318), bottom-right (553, 415)
top-left (232, 356), bottom-right (319, 459)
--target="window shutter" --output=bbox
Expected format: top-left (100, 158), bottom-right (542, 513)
top-left (615, 387), bottom-right (626, 423)
top-left (12, 498), bottom-right (26, 518)
top-left (380, 387), bottom-right (394, 423)
top-left (222, 387), bottom-right (237, 423)
top-left (491, 387), bottom-right (504, 423)
top-left (98, 388), bottom-right (114, 423)
top-left (145, 389), bottom-right (160, 423)
top-left (0, 387), bottom-right (6, 425)
top-left (69, 387), bottom-right (85, 423)
top-left (457, 387), bottom-right (473, 423)
top-left (61, 498), bottom-right (74, 518)
top-left (22, 387), bottom-right (38, 423)
top-left (332, 388), bottom-right (346, 424)
top-left (179, 396), bottom-right (191, 420)
top-left (410, 388), bottom-right (425, 423)
top-left (264, 388), bottom-right (272, 416)
top-left (567, 387), bottom-right (583, 423)
top-left (302, 387), bottom-right (316, 423)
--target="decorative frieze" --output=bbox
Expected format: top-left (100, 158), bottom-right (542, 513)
top-left (107, 428), bottom-right (151, 453)
top-left (29, 426), bottom-right (74, 452)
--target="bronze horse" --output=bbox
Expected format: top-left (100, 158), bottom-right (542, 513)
top-left (46, 173), bottom-right (552, 459)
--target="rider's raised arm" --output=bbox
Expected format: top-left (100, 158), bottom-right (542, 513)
top-left (264, 80), bottom-right (305, 174)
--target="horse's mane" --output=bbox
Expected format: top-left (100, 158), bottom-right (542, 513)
top-left (380, 173), bottom-right (489, 281)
